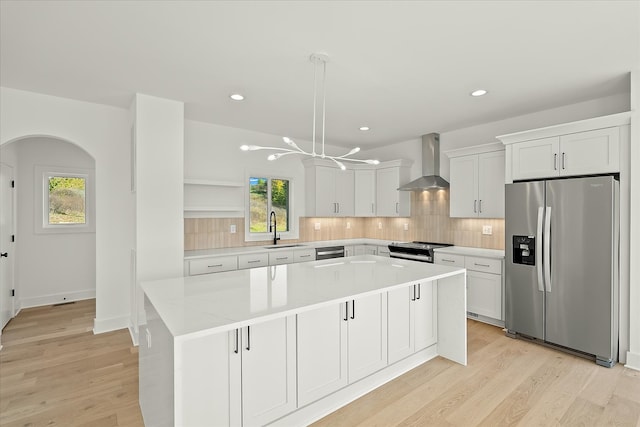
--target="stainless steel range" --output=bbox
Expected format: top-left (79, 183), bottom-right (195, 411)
top-left (388, 241), bottom-right (453, 263)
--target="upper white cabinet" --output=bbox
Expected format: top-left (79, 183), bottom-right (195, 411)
top-left (447, 145), bottom-right (505, 218)
top-left (354, 169), bottom-right (376, 216)
top-left (305, 163), bottom-right (355, 217)
top-left (498, 113), bottom-right (630, 183)
top-left (376, 161), bottom-right (411, 217)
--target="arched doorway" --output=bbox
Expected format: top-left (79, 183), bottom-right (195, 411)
top-left (0, 136), bottom-right (96, 333)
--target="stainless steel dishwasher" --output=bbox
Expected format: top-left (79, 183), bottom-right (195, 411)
top-left (315, 246), bottom-right (345, 260)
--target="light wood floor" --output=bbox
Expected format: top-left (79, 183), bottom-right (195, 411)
top-left (1, 300), bottom-right (639, 426)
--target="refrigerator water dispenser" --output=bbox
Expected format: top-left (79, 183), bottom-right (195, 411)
top-left (512, 235), bottom-right (535, 265)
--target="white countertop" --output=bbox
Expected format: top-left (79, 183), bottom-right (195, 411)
top-left (141, 255), bottom-right (465, 339)
top-left (184, 238), bottom-right (395, 259)
top-left (433, 246), bottom-right (505, 259)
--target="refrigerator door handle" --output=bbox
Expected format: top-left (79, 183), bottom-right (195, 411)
top-left (544, 206), bottom-right (552, 292)
top-left (536, 206), bottom-right (545, 292)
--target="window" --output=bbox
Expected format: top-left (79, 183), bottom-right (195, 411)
top-left (47, 175), bottom-right (86, 225)
top-left (248, 176), bottom-right (290, 235)
top-left (36, 165), bottom-right (95, 234)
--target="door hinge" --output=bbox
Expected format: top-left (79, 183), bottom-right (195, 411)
top-left (11, 289), bottom-right (15, 297)
top-left (11, 180), bottom-right (15, 188)
top-left (11, 235), bottom-right (15, 242)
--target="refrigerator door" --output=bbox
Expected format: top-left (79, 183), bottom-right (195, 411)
top-left (505, 181), bottom-right (545, 339)
top-left (545, 176), bottom-right (617, 360)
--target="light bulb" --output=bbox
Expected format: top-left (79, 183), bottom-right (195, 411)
top-left (346, 147), bottom-right (360, 156)
top-left (240, 145), bottom-right (249, 151)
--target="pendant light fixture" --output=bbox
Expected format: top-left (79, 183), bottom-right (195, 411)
top-left (240, 53), bottom-right (379, 170)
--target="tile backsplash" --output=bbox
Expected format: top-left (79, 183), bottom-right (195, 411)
top-left (184, 190), bottom-right (505, 251)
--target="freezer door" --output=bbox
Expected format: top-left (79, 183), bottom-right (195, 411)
top-left (505, 181), bottom-right (545, 339)
top-left (545, 176), bottom-right (617, 360)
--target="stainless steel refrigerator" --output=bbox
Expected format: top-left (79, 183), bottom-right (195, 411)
top-left (505, 175), bottom-right (619, 367)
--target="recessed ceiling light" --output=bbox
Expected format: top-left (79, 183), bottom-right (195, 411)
top-left (359, 126), bottom-right (370, 131)
top-left (230, 93), bottom-right (245, 101)
top-left (470, 89), bottom-right (488, 97)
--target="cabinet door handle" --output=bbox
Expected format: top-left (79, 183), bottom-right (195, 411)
top-left (371, 203), bottom-right (374, 214)
top-left (299, 254), bottom-right (311, 258)
top-left (350, 300), bottom-right (355, 319)
top-left (208, 264), bottom-right (223, 268)
top-left (344, 301), bottom-right (349, 321)
top-left (562, 152), bottom-right (566, 170)
top-left (442, 258), bottom-right (455, 263)
top-left (473, 200), bottom-right (477, 213)
top-left (411, 285), bottom-right (416, 301)
top-left (479, 200), bottom-right (482, 213)
top-left (248, 260), bottom-right (261, 264)
top-left (554, 153), bottom-right (558, 170)
top-left (234, 329), bottom-right (239, 354)
top-left (396, 202), bottom-right (399, 213)
top-left (275, 257), bottom-right (288, 260)
top-left (474, 263), bottom-right (491, 268)
top-left (245, 326), bottom-right (251, 351)
top-left (416, 283), bottom-right (421, 300)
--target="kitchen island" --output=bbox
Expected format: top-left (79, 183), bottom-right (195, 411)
top-left (139, 255), bottom-right (467, 427)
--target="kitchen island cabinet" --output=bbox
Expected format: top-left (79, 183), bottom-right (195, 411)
top-left (140, 256), bottom-right (466, 427)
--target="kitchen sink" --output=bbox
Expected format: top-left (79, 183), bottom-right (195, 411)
top-left (263, 244), bottom-right (307, 249)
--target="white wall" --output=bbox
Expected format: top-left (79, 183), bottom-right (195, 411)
top-left (184, 120), bottom-right (311, 225)
top-left (0, 87), bottom-right (134, 334)
top-left (628, 69), bottom-right (640, 370)
top-left (360, 139), bottom-right (422, 181)
top-left (13, 137), bottom-right (95, 307)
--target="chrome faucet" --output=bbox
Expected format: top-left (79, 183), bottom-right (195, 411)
top-left (269, 211), bottom-right (280, 245)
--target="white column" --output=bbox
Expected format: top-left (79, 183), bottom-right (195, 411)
top-left (133, 94), bottom-right (184, 341)
top-left (627, 68), bottom-right (640, 370)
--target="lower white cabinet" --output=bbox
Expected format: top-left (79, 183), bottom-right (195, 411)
top-left (188, 255), bottom-right (237, 275)
top-left (176, 316), bottom-right (296, 427)
top-left (376, 245), bottom-right (391, 257)
top-left (435, 251), bottom-right (504, 326)
top-left (387, 282), bottom-right (437, 364)
top-left (293, 248), bottom-right (316, 263)
top-left (238, 253), bottom-right (269, 269)
top-left (297, 293), bottom-right (388, 406)
top-left (354, 244), bottom-right (377, 256)
top-left (269, 250), bottom-right (294, 265)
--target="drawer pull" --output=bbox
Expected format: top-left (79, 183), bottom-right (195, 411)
top-left (248, 260), bottom-right (261, 264)
top-left (276, 257), bottom-right (288, 260)
top-left (208, 264), bottom-right (223, 268)
top-left (474, 263), bottom-right (491, 268)
top-left (299, 254), bottom-right (311, 258)
top-left (441, 259), bottom-right (456, 263)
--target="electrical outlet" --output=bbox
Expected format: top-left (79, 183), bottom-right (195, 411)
top-left (404, 223), bottom-right (409, 231)
top-left (482, 225), bottom-right (492, 235)
top-left (378, 222), bottom-right (383, 230)
top-left (230, 224), bottom-right (236, 234)
top-left (314, 222), bottom-right (321, 230)
top-left (346, 222), bottom-right (351, 229)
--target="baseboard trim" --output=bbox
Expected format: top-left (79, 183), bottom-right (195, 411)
top-left (93, 315), bottom-right (130, 335)
top-left (270, 345), bottom-right (438, 426)
top-left (19, 289), bottom-right (96, 309)
top-left (625, 351), bottom-right (640, 371)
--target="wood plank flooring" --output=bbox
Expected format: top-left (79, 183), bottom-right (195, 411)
top-left (1, 299), bottom-right (639, 426)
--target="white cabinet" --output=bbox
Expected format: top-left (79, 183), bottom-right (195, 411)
top-left (296, 303), bottom-right (348, 406)
top-left (238, 253), bottom-right (269, 269)
top-left (293, 248), bottom-right (316, 263)
top-left (376, 245), bottom-right (391, 257)
top-left (449, 150), bottom-right (505, 218)
top-left (387, 282), bottom-right (437, 364)
top-left (240, 317), bottom-right (297, 426)
top-left (176, 316), bottom-right (296, 427)
top-left (509, 127), bottom-right (620, 181)
top-left (344, 245), bottom-right (355, 257)
top-left (376, 163), bottom-right (411, 217)
top-left (269, 250), bottom-right (294, 266)
top-left (435, 252), bottom-right (504, 327)
top-left (188, 255), bottom-right (237, 275)
top-left (355, 244), bottom-right (377, 256)
top-left (354, 169), bottom-right (376, 216)
top-left (297, 293), bottom-right (387, 405)
top-left (305, 162), bottom-right (355, 216)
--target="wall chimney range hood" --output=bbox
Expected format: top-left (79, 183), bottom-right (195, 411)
top-left (398, 133), bottom-right (449, 190)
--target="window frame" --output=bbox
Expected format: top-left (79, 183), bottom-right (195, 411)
top-left (35, 165), bottom-right (95, 234)
top-left (244, 174), bottom-right (297, 242)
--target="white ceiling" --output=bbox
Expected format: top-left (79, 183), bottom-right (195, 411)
top-left (1, 1), bottom-right (638, 148)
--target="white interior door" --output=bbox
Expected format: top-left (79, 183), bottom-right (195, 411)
top-left (0, 163), bottom-right (15, 330)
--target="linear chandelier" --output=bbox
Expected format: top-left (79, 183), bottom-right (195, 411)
top-left (240, 53), bottom-right (379, 170)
